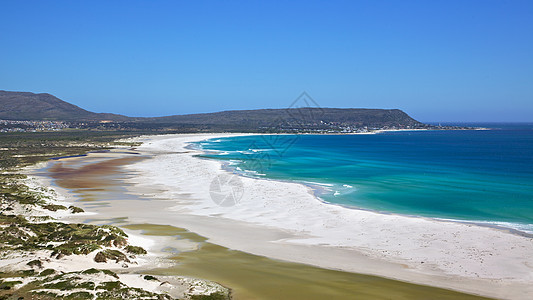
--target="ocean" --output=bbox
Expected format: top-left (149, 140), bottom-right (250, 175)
top-left (196, 123), bottom-right (533, 234)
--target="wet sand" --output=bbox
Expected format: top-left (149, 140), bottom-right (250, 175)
top-left (127, 224), bottom-right (489, 300)
top-left (39, 150), bottom-right (491, 300)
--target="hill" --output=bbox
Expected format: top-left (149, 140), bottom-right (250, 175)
top-left (0, 90), bottom-right (426, 132)
top-left (0, 91), bottom-right (130, 121)
top-left (145, 108), bottom-right (422, 128)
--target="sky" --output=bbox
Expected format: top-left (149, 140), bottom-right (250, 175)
top-left (1, 0), bottom-right (532, 122)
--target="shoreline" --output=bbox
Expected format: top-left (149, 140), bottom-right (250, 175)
top-left (24, 132), bottom-right (533, 299)
top-left (117, 133), bottom-right (533, 299)
top-left (30, 144), bottom-right (489, 299)
top-left (195, 133), bottom-right (533, 237)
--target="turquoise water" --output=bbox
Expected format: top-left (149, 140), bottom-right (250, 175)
top-left (196, 124), bottom-right (533, 233)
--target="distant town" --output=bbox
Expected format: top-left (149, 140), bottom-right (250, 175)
top-left (0, 118), bottom-right (472, 134)
top-left (0, 119), bottom-right (70, 132)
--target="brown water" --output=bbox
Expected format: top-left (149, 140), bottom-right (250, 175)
top-left (45, 153), bottom-right (492, 300)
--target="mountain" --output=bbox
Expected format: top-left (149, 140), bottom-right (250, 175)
top-left (0, 90), bottom-right (424, 131)
top-left (0, 91), bottom-right (130, 121)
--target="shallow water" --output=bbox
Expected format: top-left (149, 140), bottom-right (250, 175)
top-left (126, 223), bottom-right (491, 300)
top-left (197, 125), bottom-right (533, 233)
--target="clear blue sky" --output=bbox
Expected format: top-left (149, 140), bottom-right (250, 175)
top-left (1, 0), bottom-right (532, 122)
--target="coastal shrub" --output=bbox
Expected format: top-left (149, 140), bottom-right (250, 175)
top-left (0, 280), bottom-right (22, 290)
top-left (2, 184), bottom-right (47, 206)
top-left (4, 221), bottom-right (130, 255)
top-left (77, 243), bottom-right (102, 255)
top-left (42, 204), bottom-right (67, 211)
top-left (81, 268), bottom-right (101, 275)
top-left (64, 291), bottom-right (94, 299)
top-left (39, 269), bottom-right (55, 276)
top-left (52, 241), bottom-right (101, 256)
top-left (0, 217), bottom-right (125, 254)
top-left (143, 275), bottom-right (158, 281)
top-left (102, 269), bottom-right (119, 279)
top-left (94, 251), bottom-right (107, 263)
top-left (94, 249), bottom-right (130, 263)
top-left (43, 279), bottom-right (95, 291)
top-left (97, 281), bottom-right (123, 290)
top-left (96, 287), bottom-right (174, 300)
top-left (0, 225), bottom-right (32, 245)
top-left (99, 225), bottom-right (128, 237)
top-left (27, 259), bottom-right (42, 269)
top-left (112, 236), bottom-right (128, 248)
top-left (31, 291), bottom-right (60, 298)
top-left (30, 215), bottom-right (53, 222)
top-left (81, 268), bottom-right (118, 279)
top-left (125, 245), bottom-right (147, 255)
top-left (42, 280), bottom-right (73, 290)
top-left (0, 152), bottom-right (18, 170)
top-left (0, 214), bottom-right (27, 225)
top-left (69, 205), bottom-right (84, 213)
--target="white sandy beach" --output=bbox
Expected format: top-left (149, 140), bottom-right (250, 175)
top-left (24, 133), bottom-right (533, 299)
top-left (99, 133), bottom-right (533, 300)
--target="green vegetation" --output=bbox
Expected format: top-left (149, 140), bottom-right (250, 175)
top-left (0, 280), bottom-right (22, 291)
top-left (64, 291), bottom-right (94, 299)
top-left (38, 269), bottom-right (55, 277)
top-left (125, 245), bottom-right (148, 255)
top-left (143, 275), bottom-right (158, 281)
top-left (42, 278), bottom-right (96, 290)
top-left (81, 268), bottom-right (118, 279)
top-left (0, 211), bottom-right (135, 259)
top-left (95, 286), bottom-right (174, 299)
top-left (94, 249), bottom-right (130, 263)
top-left (27, 260), bottom-right (43, 269)
top-left (69, 205), bottom-right (84, 213)
top-left (42, 204), bottom-right (67, 211)
top-left (1, 269), bottom-right (176, 299)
